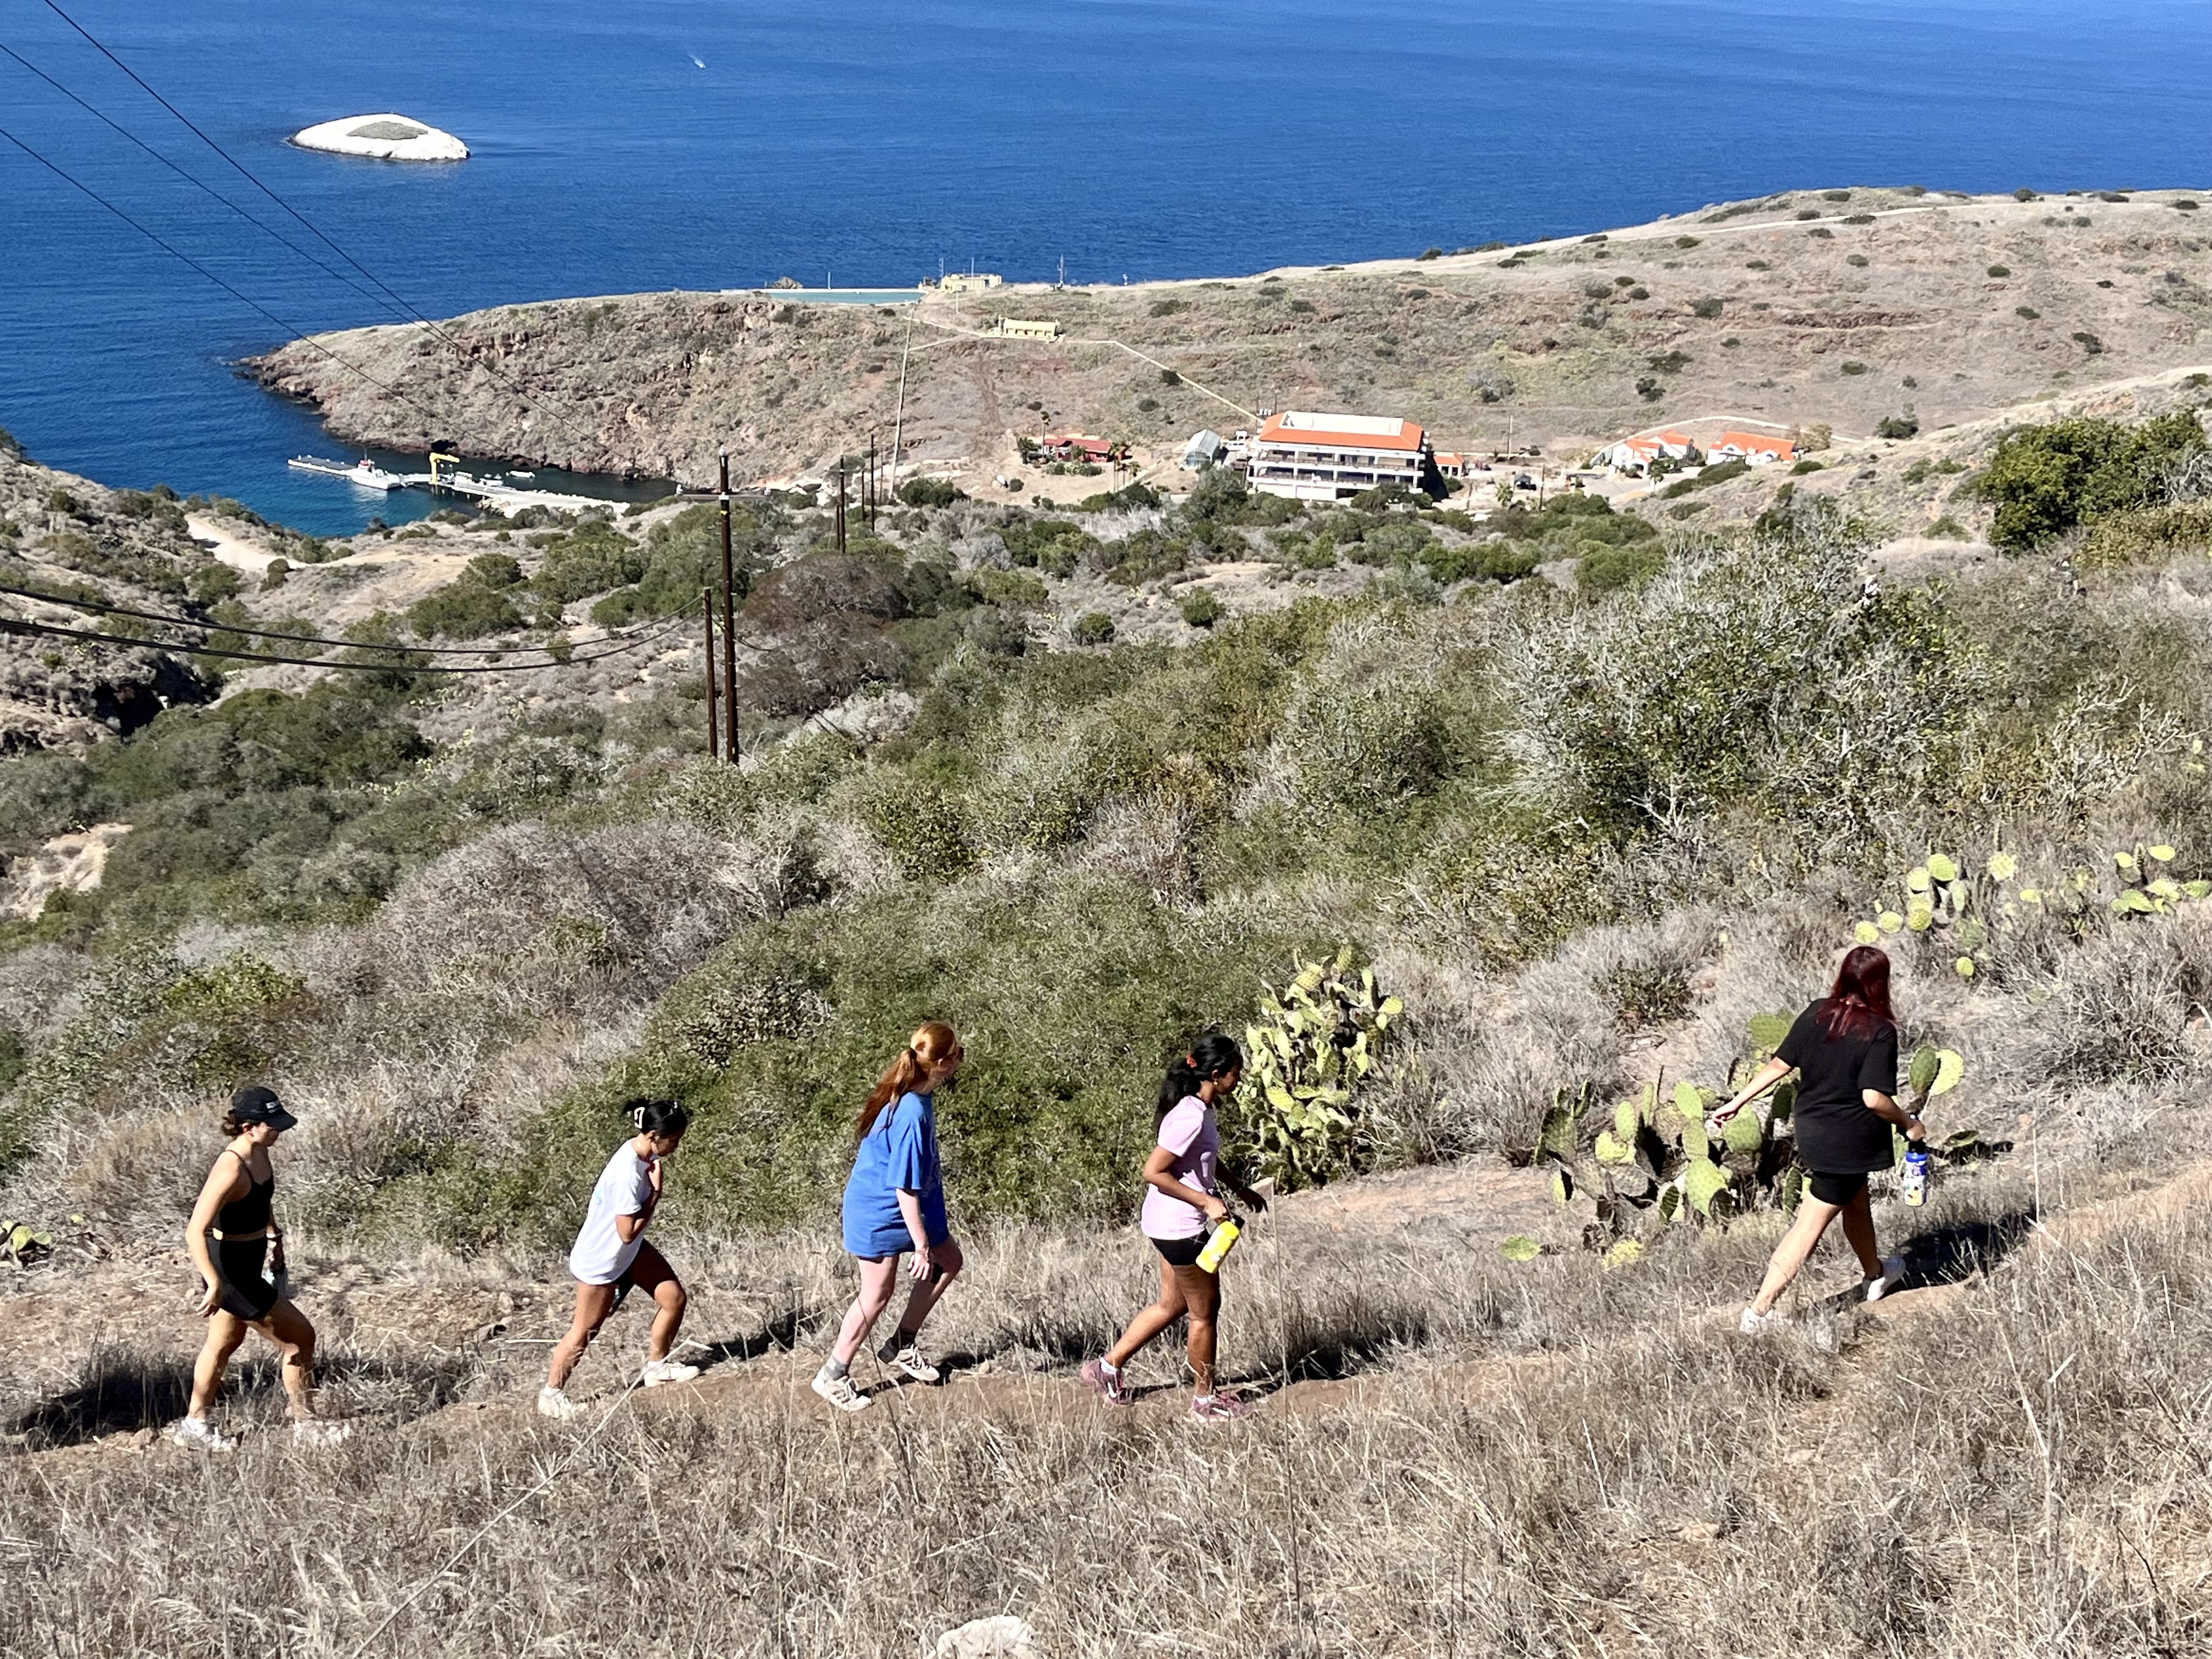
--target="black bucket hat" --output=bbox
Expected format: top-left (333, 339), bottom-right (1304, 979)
top-left (229, 1084), bottom-right (298, 1132)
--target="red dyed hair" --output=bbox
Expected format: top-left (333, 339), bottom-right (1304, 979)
top-left (1816, 945), bottom-right (1894, 1040)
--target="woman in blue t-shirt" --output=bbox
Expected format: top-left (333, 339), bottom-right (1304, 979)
top-left (813, 1021), bottom-right (964, 1413)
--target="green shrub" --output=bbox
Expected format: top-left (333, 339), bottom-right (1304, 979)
top-left (532, 522), bottom-right (647, 605)
top-left (1179, 588), bottom-right (1224, 629)
top-left (407, 578), bottom-right (524, 639)
top-left (896, 476), bottom-right (967, 509)
top-left (1876, 408), bottom-right (1921, 440)
top-left (1071, 611), bottom-right (1116, 646)
top-left (1148, 297), bottom-right (1188, 317)
top-left (1971, 411), bottom-right (2207, 549)
top-left (465, 551), bottom-right (524, 589)
top-left (1577, 543), bottom-right (1666, 592)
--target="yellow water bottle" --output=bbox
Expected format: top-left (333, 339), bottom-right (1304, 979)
top-left (1195, 1215), bottom-right (1242, 1273)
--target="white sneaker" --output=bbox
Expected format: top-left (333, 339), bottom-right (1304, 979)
top-left (171, 1416), bottom-right (236, 1453)
top-left (640, 1359), bottom-right (701, 1388)
top-left (1738, 1306), bottom-right (1788, 1335)
top-left (811, 1370), bottom-right (872, 1413)
top-left (291, 1419), bottom-right (353, 1446)
top-left (1863, 1257), bottom-right (1906, 1302)
top-left (537, 1385), bottom-right (584, 1421)
top-left (876, 1336), bottom-right (940, 1384)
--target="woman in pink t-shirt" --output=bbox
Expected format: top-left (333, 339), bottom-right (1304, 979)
top-left (1081, 1034), bottom-right (1269, 1421)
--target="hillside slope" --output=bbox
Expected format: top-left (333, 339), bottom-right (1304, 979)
top-left (253, 187), bottom-right (2212, 491)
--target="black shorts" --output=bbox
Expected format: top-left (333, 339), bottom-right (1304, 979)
top-left (1152, 1233), bottom-right (1206, 1268)
top-left (1807, 1170), bottom-right (1870, 1206)
top-left (215, 1239), bottom-right (288, 1321)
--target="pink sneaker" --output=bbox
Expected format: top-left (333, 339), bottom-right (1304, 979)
top-left (1188, 1391), bottom-right (1254, 1422)
top-left (1080, 1359), bottom-right (1130, 1406)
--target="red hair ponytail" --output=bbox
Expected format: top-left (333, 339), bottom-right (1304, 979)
top-left (856, 1021), bottom-right (960, 1141)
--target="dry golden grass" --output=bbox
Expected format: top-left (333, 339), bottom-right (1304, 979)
top-left (5, 1134), bottom-right (2208, 1658)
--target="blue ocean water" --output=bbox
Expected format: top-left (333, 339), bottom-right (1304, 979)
top-left (3, 0), bottom-right (2207, 535)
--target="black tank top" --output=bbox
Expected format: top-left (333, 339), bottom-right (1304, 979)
top-left (215, 1153), bottom-right (274, 1233)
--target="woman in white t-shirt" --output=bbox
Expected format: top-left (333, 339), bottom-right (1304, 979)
top-left (1081, 1035), bottom-right (1268, 1421)
top-left (539, 1099), bottom-right (698, 1420)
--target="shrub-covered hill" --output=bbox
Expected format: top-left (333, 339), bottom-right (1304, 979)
top-left (252, 185), bottom-right (2212, 492)
top-left (5, 404), bottom-right (2212, 1259)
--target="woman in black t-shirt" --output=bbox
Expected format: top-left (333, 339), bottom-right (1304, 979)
top-left (1710, 946), bottom-right (1929, 1331)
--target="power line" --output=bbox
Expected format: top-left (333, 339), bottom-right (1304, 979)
top-left (0, 123), bottom-right (464, 441)
top-left (0, 43), bottom-right (404, 323)
top-left (32, 0), bottom-right (604, 456)
top-left (1, 612), bottom-right (692, 675)
top-left (0, 577), bottom-right (691, 656)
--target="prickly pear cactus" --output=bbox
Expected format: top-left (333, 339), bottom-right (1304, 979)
top-left (1857, 840), bottom-right (2208, 972)
top-left (1232, 945), bottom-right (1402, 1190)
top-left (1520, 1011), bottom-right (1975, 1260)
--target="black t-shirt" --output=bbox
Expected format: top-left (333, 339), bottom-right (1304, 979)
top-left (1777, 1000), bottom-right (1899, 1175)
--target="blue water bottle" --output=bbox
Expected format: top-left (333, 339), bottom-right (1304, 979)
top-left (1900, 1145), bottom-right (1931, 1207)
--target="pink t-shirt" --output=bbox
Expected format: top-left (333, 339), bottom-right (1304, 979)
top-left (1141, 1095), bottom-right (1219, 1240)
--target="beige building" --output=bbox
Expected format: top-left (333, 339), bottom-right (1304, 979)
top-left (990, 317), bottom-right (1062, 338)
top-left (935, 272), bottom-right (1003, 293)
top-left (1247, 410), bottom-right (1433, 500)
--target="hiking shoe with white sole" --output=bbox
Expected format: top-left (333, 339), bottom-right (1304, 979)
top-left (640, 1359), bottom-right (701, 1388)
top-left (1738, 1307), bottom-right (1789, 1336)
top-left (876, 1337), bottom-right (939, 1385)
top-left (811, 1370), bottom-right (872, 1413)
top-left (171, 1415), bottom-right (236, 1453)
top-left (1080, 1358), bottom-right (1130, 1406)
top-left (537, 1385), bottom-right (584, 1422)
top-left (290, 1419), bottom-right (353, 1447)
top-left (1862, 1256), bottom-right (1906, 1302)
top-left (1188, 1392), bottom-right (1255, 1423)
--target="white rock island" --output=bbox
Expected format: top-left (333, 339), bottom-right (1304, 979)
top-left (291, 114), bottom-right (467, 162)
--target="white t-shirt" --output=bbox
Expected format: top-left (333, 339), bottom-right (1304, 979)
top-left (568, 1143), bottom-right (655, 1284)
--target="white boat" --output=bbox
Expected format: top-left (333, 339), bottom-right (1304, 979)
top-left (289, 455), bottom-right (405, 491)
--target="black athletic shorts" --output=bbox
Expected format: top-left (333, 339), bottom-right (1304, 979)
top-left (1807, 1170), bottom-right (1870, 1206)
top-left (1152, 1233), bottom-right (1206, 1268)
top-left (215, 1239), bottom-right (287, 1321)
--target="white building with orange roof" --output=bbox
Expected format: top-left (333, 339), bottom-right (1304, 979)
top-left (1710, 430), bottom-right (1797, 466)
top-left (1247, 410), bottom-right (1435, 500)
top-left (1594, 428), bottom-right (1701, 476)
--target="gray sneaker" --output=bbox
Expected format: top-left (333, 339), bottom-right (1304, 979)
top-left (171, 1415), bottom-right (236, 1453)
top-left (291, 1418), bottom-right (353, 1446)
top-left (876, 1335), bottom-right (940, 1384)
top-left (1863, 1257), bottom-right (1907, 1302)
top-left (811, 1370), bottom-right (872, 1413)
top-left (537, 1385), bottom-right (584, 1422)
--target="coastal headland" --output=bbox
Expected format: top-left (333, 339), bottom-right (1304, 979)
top-left (251, 184), bottom-right (2212, 493)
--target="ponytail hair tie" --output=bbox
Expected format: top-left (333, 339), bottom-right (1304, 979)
top-left (630, 1105), bottom-right (646, 1130)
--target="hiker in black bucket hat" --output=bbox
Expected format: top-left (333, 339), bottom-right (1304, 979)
top-left (174, 1085), bottom-right (349, 1451)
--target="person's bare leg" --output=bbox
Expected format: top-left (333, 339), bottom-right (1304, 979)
top-left (625, 1243), bottom-right (687, 1364)
top-left (893, 1238), bottom-right (964, 1340)
top-left (1838, 1188), bottom-right (1883, 1278)
top-left (1105, 1257), bottom-right (1189, 1370)
top-left (547, 1283), bottom-right (617, 1391)
top-left (1173, 1265), bottom-right (1221, 1396)
top-left (188, 1313), bottom-right (247, 1418)
top-left (832, 1256), bottom-right (901, 1365)
top-left (258, 1300), bottom-right (318, 1419)
top-left (1750, 1200), bottom-right (1841, 1314)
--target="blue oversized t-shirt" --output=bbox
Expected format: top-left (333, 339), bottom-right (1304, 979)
top-left (840, 1090), bottom-right (949, 1257)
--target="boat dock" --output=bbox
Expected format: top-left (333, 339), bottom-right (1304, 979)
top-left (289, 455), bottom-right (646, 516)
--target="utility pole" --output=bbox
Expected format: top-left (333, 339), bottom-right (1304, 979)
top-left (701, 586), bottom-right (719, 760)
top-left (866, 432), bottom-right (877, 524)
top-left (890, 315), bottom-right (914, 508)
top-left (835, 461), bottom-right (848, 554)
top-left (718, 447), bottom-right (738, 763)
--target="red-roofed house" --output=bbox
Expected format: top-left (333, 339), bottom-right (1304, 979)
top-left (1594, 429), bottom-right (1700, 475)
top-left (1248, 410), bottom-right (1434, 499)
top-left (1711, 431), bottom-right (1797, 466)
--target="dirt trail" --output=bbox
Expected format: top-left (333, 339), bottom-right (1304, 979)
top-left (9, 1157), bottom-right (2204, 1469)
